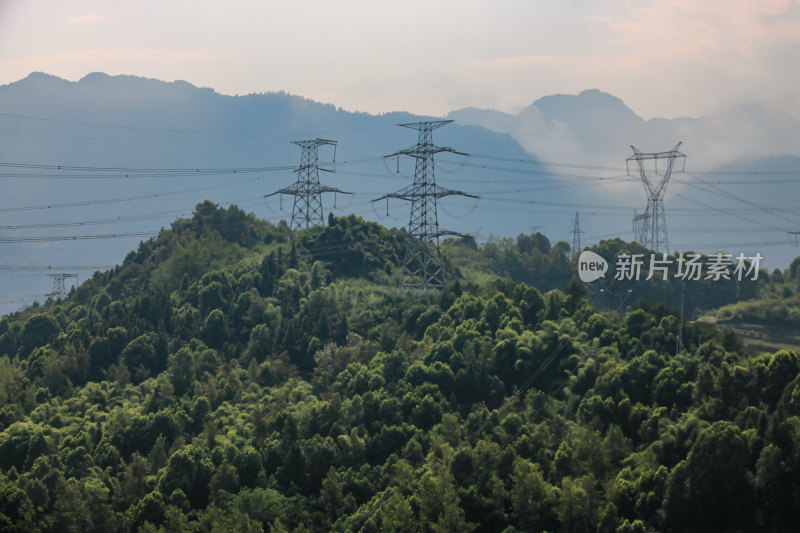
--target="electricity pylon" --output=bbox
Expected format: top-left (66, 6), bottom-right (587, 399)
top-left (374, 120), bottom-right (477, 292)
top-left (570, 212), bottom-right (584, 260)
top-left (626, 142), bottom-right (686, 253)
top-left (46, 273), bottom-right (78, 300)
top-left (266, 139), bottom-right (350, 234)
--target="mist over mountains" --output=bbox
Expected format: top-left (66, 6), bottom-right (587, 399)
top-left (1, 72), bottom-right (799, 313)
top-left (448, 88), bottom-right (800, 267)
top-left (0, 72), bottom-right (542, 313)
top-left (448, 88), bottom-right (800, 171)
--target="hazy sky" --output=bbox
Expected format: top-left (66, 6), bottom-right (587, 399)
top-left (1, 0), bottom-right (799, 119)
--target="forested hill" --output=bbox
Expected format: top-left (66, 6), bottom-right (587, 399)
top-left (1, 203), bottom-right (799, 532)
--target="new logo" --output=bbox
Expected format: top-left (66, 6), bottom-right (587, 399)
top-left (578, 251), bottom-right (608, 283)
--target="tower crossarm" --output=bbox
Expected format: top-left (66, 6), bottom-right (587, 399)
top-left (389, 146), bottom-right (469, 159)
top-left (291, 138), bottom-right (337, 149)
top-left (373, 185), bottom-right (478, 203)
top-left (266, 184), bottom-right (351, 198)
top-left (436, 229), bottom-right (475, 240)
top-left (626, 142), bottom-right (685, 253)
top-left (432, 186), bottom-right (478, 199)
top-left (398, 120), bottom-right (453, 131)
top-left (626, 142), bottom-right (685, 200)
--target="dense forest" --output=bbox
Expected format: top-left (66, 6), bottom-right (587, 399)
top-left (0, 201), bottom-right (799, 532)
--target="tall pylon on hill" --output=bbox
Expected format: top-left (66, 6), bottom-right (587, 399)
top-left (374, 121), bottom-right (477, 292)
top-left (626, 142), bottom-right (686, 253)
top-left (266, 139), bottom-right (350, 234)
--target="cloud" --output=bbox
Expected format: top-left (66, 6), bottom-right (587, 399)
top-left (65, 14), bottom-right (110, 24)
top-left (472, 55), bottom-right (587, 69)
top-left (2, 0), bottom-right (800, 120)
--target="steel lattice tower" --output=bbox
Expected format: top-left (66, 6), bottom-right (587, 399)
top-left (375, 120), bottom-right (477, 292)
top-left (570, 212), bottom-right (584, 260)
top-left (266, 139), bottom-right (350, 234)
top-left (626, 142), bottom-right (686, 253)
top-left (46, 273), bottom-right (78, 300)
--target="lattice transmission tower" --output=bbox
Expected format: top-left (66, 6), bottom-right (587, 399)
top-left (626, 142), bottom-right (686, 253)
top-left (46, 273), bottom-right (78, 300)
top-left (570, 212), bottom-right (584, 260)
top-left (375, 121), bottom-right (477, 292)
top-left (266, 139), bottom-right (350, 234)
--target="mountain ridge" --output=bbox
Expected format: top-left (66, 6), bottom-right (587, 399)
top-left (0, 72), bottom-right (542, 315)
top-left (1, 72), bottom-right (799, 316)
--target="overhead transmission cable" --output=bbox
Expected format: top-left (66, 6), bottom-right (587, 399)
top-left (0, 111), bottom-right (397, 138)
top-left (0, 175), bottom-right (271, 213)
top-left (0, 147), bottom-right (798, 245)
top-left (684, 171), bottom-right (800, 226)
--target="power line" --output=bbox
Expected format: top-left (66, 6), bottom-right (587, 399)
top-left (451, 160), bottom-right (634, 182)
top-left (0, 265), bottom-right (116, 272)
top-left (0, 207), bottom-right (194, 230)
top-left (0, 230), bottom-right (161, 243)
top-left (0, 112), bottom-right (396, 138)
top-left (670, 191), bottom-right (788, 233)
top-left (477, 196), bottom-right (639, 211)
top-left (683, 171), bottom-right (800, 226)
top-left (0, 161), bottom-right (294, 176)
top-left (0, 193), bottom-right (279, 231)
top-left (0, 178), bottom-right (792, 239)
top-left (0, 175), bottom-right (269, 212)
top-left (0, 112), bottom-right (233, 135)
top-left (0, 150), bottom-right (797, 181)
top-left (0, 146), bottom-right (796, 254)
top-left (465, 152), bottom-right (627, 172)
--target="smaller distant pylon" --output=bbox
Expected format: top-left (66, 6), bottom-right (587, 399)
top-left (46, 273), bottom-right (78, 300)
top-left (570, 212), bottom-right (584, 260)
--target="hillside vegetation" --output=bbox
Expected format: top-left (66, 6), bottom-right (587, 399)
top-left (709, 260), bottom-right (800, 352)
top-left (0, 202), bottom-right (798, 532)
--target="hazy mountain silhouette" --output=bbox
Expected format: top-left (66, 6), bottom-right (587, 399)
top-left (0, 73), bottom-right (555, 312)
top-left (448, 89), bottom-right (800, 272)
top-left (1, 74), bottom-right (798, 314)
top-left (449, 89), bottom-right (800, 171)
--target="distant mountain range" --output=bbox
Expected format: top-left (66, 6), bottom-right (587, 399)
top-left (448, 89), bottom-right (800, 274)
top-left (1, 73), bottom-right (798, 314)
top-left (448, 88), bottom-right (800, 171)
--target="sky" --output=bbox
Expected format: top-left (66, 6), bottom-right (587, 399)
top-left (1, 0), bottom-right (800, 120)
